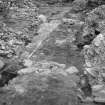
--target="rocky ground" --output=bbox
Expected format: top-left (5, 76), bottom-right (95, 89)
top-left (0, 0), bottom-right (105, 105)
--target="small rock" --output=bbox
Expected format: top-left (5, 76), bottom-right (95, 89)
top-left (92, 84), bottom-right (104, 92)
top-left (94, 96), bottom-right (105, 102)
top-left (55, 39), bottom-right (66, 46)
top-left (85, 61), bottom-right (92, 67)
top-left (93, 34), bottom-right (104, 46)
top-left (23, 59), bottom-right (33, 67)
top-left (83, 45), bottom-right (90, 49)
top-left (85, 67), bottom-right (98, 77)
top-left (18, 67), bottom-right (37, 75)
top-left (65, 66), bottom-right (79, 74)
top-left (38, 14), bottom-right (47, 23)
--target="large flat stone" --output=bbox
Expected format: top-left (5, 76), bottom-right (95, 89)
top-left (65, 66), bottom-right (79, 74)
